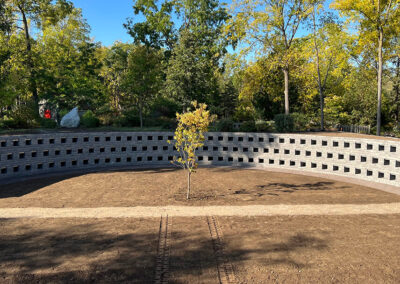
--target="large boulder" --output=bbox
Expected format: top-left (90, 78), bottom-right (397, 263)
top-left (60, 107), bottom-right (80, 128)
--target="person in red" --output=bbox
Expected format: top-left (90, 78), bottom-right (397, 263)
top-left (44, 109), bottom-right (51, 119)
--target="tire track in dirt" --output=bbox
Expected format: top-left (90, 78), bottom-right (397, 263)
top-left (154, 215), bottom-right (171, 284)
top-left (207, 215), bottom-right (237, 284)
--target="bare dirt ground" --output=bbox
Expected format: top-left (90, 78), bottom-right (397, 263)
top-left (1, 168), bottom-right (400, 283)
top-left (1, 215), bottom-right (400, 283)
top-left (1, 168), bottom-right (399, 208)
top-left (0, 218), bottom-right (159, 283)
top-left (222, 215), bottom-right (400, 284)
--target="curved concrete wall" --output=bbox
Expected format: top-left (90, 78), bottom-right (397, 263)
top-left (0, 132), bottom-right (399, 188)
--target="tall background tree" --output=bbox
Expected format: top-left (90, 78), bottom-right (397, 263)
top-left (1, 0), bottom-right (400, 136)
top-left (227, 0), bottom-right (315, 115)
top-left (7, 0), bottom-right (73, 115)
top-left (305, 5), bottom-right (351, 129)
top-left (100, 42), bottom-right (131, 114)
top-left (332, 0), bottom-right (400, 135)
top-left (126, 0), bottom-right (231, 113)
top-left (122, 45), bottom-right (164, 128)
top-left (37, 7), bottom-right (104, 111)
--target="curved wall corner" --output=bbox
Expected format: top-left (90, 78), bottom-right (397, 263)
top-left (0, 132), bottom-right (400, 189)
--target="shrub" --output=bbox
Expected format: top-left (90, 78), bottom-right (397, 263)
top-left (6, 104), bottom-right (38, 129)
top-left (95, 105), bottom-right (116, 126)
top-left (291, 112), bottom-right (309, 132)
top-left (39, 118), bottom-right (58, 129)
top-left (111, 115), bottom-right (126, 127)
top-left (2, 119), bottom-right (18, 129)
top-left (215, 118), bottom-right (234, 132)
top-left (274, 114), bottom-right (294, 133)
top-left (150, 97), bottom-right (180, 118)
top-left (109, 109), bottom-right (141, 127)
top-left (81, 110), bottom-right (100, 128)
top-left (239, 121), bottom-right (257, 132)
top-left (255, 120), bottom-right (275, 132)
top-left (234, 105), bottom-right (258, 122)
top-left (123, 109), bottom-right (141, 126)
top-left (58, 109), bottom-right (69, 119)
top-left (144, 116), bottom-right (176, 130)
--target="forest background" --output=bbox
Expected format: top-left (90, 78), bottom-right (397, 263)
top-left (1, 0), bottom-right (400, 135)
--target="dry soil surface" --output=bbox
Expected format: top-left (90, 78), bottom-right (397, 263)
top-left (1, 168), bottom-right (400, 283)
top-left (0, 215), bottom-right (399, 283)
top-left (1, 168), bottom-right (399, 208)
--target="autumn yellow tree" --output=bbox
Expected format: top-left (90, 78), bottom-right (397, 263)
top-left (227, 0), bottom-right (314, 115)
top-left (168, 101), bottom-right (215, 199)
top-left (304, 4), bottom-right (352, 129)
top-left (332, 0), bottom-right (400, 135)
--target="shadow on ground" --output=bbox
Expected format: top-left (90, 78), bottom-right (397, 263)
top-left (177, 181), bottom-right (349, 201)
top-left (0, 167), bottom-right (180, 199)
top-left (0, 218), bottom-right (328, 283)
top-left (257, 181), bottom-right (350, 193)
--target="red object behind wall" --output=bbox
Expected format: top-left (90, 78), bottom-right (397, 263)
top-left (44, 109), bottom-right (51, 119)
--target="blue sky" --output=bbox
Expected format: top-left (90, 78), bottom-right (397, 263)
top-left (71, 0), bottom-right (135, 46)
top-left (71, 0), bottom-right (336, 47)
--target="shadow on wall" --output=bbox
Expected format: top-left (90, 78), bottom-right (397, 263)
top-left (0, 219), bottom-right (328, 282)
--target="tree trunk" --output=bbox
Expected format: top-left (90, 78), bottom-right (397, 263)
top-left (283, 67), bottom-right (290, 115)
top-left (138, 101), bottom-right (143, 128)
top-left (376, 27), bottom-right (383, 136)
top-left (312, 7), bottom-right (324, 131)
top-left (187, 171), bottom-right (191, 199)
top-left (394, 57), bottom-right (400, 125)
top-left (19, 5), bottom-right (39, 116)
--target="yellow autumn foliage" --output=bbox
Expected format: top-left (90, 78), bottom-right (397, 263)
top-left (168, 101), bottom-right (216, 199)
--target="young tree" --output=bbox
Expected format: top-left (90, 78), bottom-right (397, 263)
top-left (168, 101), bottom-right (215, 199)
top-left (332, 0), bottom-right (400, 135)
top-left (228, 0), bottom-right (314, 115)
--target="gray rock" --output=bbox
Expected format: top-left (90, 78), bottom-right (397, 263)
top-left (60, 107), bottom-right (80, 128)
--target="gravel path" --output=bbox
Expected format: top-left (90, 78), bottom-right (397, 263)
top-left (1, 203), bottom-right (400, 218)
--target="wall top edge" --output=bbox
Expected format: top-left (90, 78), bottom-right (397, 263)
top-left (0, 131), bottom-right (399, 144)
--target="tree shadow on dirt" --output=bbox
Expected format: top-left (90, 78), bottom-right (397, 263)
top-left (256, 181), bottom-right (350, 193)
top-left (227, 232), bottom-right (328, 269)
top-left (168, 181), bottom-right (349, 202)
top-left (0, 218), bottom-right (157, 283)
top-left (0, 218), bottom-right (329, 283)
top-left (0, 173), bottom-right (84, 199)
top-left (0, 167), bottom-right (180, 199)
